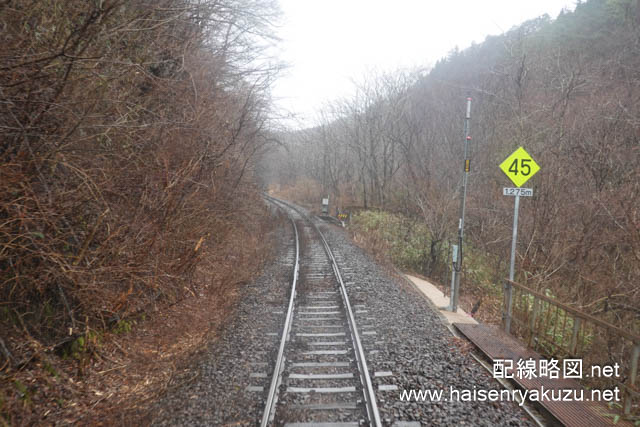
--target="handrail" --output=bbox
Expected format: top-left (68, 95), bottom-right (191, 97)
top-left (504, 278), bottom-right (640, 416)
top-left (505, 280), bottom-right (640, 344)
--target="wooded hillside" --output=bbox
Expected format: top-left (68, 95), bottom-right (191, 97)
top-left (265, 0), bottom-right (640, 331)
top-left (1, 0), bottom-right (279, 422)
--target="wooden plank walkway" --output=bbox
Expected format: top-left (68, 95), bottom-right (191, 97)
top-left (454, 323), bottom-right (631, 427)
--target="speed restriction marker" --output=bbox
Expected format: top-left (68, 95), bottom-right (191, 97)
top-left (499, 147), bottom-right (540, 187)
top-left (499, 146), bottom-right (540, 334)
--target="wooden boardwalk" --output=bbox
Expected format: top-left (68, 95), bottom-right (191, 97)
top-left (454, 323), bottom-right (631, 427)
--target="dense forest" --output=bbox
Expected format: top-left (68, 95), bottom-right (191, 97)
top-left (1, 0), bottom-right (280, 422)
top-left (265, 0), bottom-right (640, 332)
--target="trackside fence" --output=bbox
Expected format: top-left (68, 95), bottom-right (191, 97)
top-left (503, 279), bottom-right (640, 417)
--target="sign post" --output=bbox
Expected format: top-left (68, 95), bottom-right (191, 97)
top-left (499, 147), bottom-right (539, 333)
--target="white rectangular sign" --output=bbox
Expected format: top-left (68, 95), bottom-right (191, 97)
top-left (503, 187), bottom-right (533, 197)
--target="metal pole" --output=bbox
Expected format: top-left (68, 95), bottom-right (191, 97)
top-left (447, 245), bottom-right (458, 311)
top-left (451, 97), bottom-right (472, 312)
top-left (569, 317), bottom-right (581, 355)
top-left (505, 194), bottom-right (520, 334)
top-left (624, 343), bottom-right (640, 415)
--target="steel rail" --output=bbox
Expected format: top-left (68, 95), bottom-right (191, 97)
top-left (260, 198), bottom-right (299, 427)
top-left (266, 196), bottom-right (382, 427)
top-left (313, 222), bottom-right (382, 427)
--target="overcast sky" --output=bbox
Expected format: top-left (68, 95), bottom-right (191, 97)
top-left (270, 0), bottom-right (577, 129)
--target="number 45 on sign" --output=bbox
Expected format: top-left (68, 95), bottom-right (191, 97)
top-left (499, 147), bottom-right (540, 187)
top-left (499, 146), bottom-right (540, 334)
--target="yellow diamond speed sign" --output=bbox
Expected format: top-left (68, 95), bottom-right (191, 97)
top-left (499, 147), bottom-right (540, 187)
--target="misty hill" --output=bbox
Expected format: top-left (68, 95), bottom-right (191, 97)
top-left (264, 0), bottom-right (640, 331)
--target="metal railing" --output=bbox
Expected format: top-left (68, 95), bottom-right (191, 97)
top-left (503, 279), bottom-right (640, 416)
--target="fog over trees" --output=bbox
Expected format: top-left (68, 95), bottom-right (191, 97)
top-left (1, 0), bottom-right (639, 422)
top-left (263, 0), bottom-right (640, 330)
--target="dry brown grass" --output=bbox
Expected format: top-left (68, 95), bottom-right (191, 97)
top-left (1, 201), bottom-right (278, 425)
top-left (1, 0), bottom-right (280, 424)
top-left (269, 180), bottom-right (324, 209)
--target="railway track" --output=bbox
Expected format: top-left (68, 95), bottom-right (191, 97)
top-left (155, 197), bottom-right (537, 425)
top-left (262, 196), bottom-right (381, 427)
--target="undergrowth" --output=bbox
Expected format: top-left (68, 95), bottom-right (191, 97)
top-left (350, 210), bottom-right (507, 322)
top-left (0, 0), bottom-right (280, 423)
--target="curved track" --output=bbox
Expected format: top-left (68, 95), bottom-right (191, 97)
top-left (262, 196), bottom-right (381, 427)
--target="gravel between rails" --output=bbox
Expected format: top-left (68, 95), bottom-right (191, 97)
top-left (152, 204), bottom-right (533, 426)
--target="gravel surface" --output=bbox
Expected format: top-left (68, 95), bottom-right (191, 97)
top-left (319, 221), bottom-right (533, 426)
top-left (152, 203), bottom-right (533, 426)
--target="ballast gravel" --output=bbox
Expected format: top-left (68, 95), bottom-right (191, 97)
top-left (152, 207), bottom-right (533, 426)
top-left (319, 222), bottom-right (532, 426)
